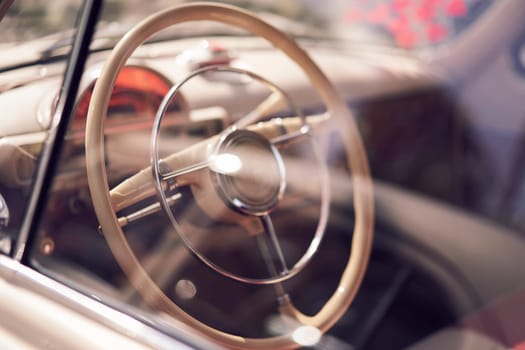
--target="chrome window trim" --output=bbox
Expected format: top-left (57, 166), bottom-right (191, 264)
top-left (0, 254), bottom-right (222, 349)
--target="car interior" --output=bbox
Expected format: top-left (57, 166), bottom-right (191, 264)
top-left (0, 0), bottom-right (525, 349)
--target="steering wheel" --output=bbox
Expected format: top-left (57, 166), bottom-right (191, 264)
top-left (86, 3), bottom-right (374, 349)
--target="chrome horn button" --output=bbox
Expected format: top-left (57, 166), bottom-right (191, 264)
top-left (210, 129), bottom-right (286, 216)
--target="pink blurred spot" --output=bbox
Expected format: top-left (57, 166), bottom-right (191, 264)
top-left (446, 0), bottom-right (468, 17)
top-left (385, 16), bottom-right (399, 32)
top-left (427, 23), bottom-right (448, 42)
top-left (516, 343), bottom-right (525, 350)
top-left (395, 28), bottom-right (419, 48)
top-left (392, 0), bottom-right (411, 13)
top-left (416, 4), bottom-right (435, 22)
top-left (388, 15), bottom-right (410, 33)
top-left (344, 8), bottom-right (364, 22)
top-left (366, 4), bottom-right (392, 24)
top-left (426, 0), bottom-right (442, 6)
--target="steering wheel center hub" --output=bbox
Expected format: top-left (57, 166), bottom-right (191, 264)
top-left (210, 129), bottom-right (286, 216)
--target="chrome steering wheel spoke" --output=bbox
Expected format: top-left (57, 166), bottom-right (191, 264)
top-left (258, 214), bottom-right (289, 276)
top-left (271, 124), bottom-right (311, 148)
top-left (116, 193), bottom-right (182, 228)
top-left (160, 159), bottom-right (210, 183)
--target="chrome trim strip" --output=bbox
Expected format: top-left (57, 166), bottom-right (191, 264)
top-left (0, 255), bottom-right (222, 350)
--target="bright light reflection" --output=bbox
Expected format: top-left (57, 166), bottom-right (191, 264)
top-left (175, 279), bottom-right (197, 300)
top-left (292, 325), bottom-right (322, 347)
top-left (210, 153), bottom-right (242, 175)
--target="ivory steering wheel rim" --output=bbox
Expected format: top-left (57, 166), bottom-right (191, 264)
top-left (85, 3), bottom-right (374, 349)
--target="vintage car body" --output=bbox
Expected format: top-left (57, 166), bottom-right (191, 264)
top-left (0, 0), bottom-right (524, 349)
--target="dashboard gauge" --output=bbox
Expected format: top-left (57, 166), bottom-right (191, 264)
top-left (343, 0), bottom-right (494, 49)
top-left (72, 66), bottom-right (186, 136)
